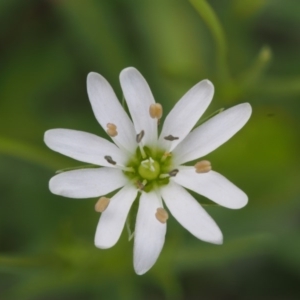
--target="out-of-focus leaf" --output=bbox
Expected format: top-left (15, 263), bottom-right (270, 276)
top-left (172, 234), bottom-right (274, 270)
top-left (0, 136), bottom-right (68, 170)
top-left (54, 0), bottom-right (132, 77)
top-left (0, 38), bottom-right (75, 140)
top-left (255, 77), bottom-right (300, 97)
top-left (232, 0), bottom-right (268, 18)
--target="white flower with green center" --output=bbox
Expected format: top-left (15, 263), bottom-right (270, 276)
top-left (44, 67), bottom-right (252, 275)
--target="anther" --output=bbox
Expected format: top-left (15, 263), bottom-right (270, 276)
top-left (161, 152), bottom-right (172, 162)
top-left (95, 197), bottom-right (110, 212)
top-left (136, 130), bottom-right (145, 143)
top-left (168, 169), bottom-right (179, 177)
top-left (194, 160), bottom-right (211, 173)
top-left (106, 123), bottom-right (118, 137)
top-left (136, 130), bottom-right (146, 159)
top-left (136, 180), bottom-right (145, 190)
top-left (104, 155), bottom-right (116, 165)
top-left (155, 207), bottom-right (169, 224)
top-left (159, 168), bottom-right (178, 179)
top-left (164, 135), bottom-right (179, 141)
top-left (149, 103), bottom-right (163, 119)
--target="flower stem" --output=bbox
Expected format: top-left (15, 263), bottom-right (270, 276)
top-left (189, 0), bottom-right (230, 82)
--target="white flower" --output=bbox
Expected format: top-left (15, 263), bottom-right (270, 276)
top-left (44, 67), bottom-right (252, 275)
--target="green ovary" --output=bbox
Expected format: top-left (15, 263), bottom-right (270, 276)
top-left (138, 159), bottom-right (160, 180)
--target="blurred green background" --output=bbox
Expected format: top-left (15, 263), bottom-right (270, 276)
top-left (1, 0), bottom-right (300, 299)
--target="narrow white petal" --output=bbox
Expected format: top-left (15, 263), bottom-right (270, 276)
top-left (134, 191), bottom-right (166, 275)
top-left (120, 67), bottom-right (157, 147)
top-left (160, 181), bottom-right (223, 244)
top-left (173, 103), bottom-right (252, 165)
top-left (49, 168), bottom-right (127, 199)
top-left (87, 72), bottom-right (137, 153)
top-left (44, 129), bottom-right (128, 167)
top-left (174, 168), bottom-right (248, 209)
top-left (95, 185), bottom-right (137, 249)
top-left (158, 80), bottom-right (214, 151)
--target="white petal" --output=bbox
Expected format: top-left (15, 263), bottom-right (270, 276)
top-left (95, 184), bottom-right (137, 249)
top-left (87, 72), bottom-right (137, 153)
top-left (44, 129), bottom-right (129, 167)
top-left (160, 181), bottom-right (222, 244)
top-left (173, 103), bottom-right (252, 165)
top-left (174, 168), bottom-right (248, 209)
top-left (120, 67), bottom-right (157, 147)
top-left (158, 80), bottom-right (214, 152)
top-left (49, 168), bottom-right (127, 199)
top-left (134, 191), bottom-right (166, 275)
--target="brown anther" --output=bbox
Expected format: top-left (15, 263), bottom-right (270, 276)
top-left (168, 169), bottom-right (179, 177)
top-left (106, 123), bottom-right (118, 137)
top-left (136, 130), bottom-right (145, 143)
top-left (149, 103), bottom-right (163, 119)
top-left (163, 152), bottom-right (172, 158)
top-left (136, 180), bottom-right (145, 190)
top-left (95, 197), bottom-right (110, 212)
top-left (104, 155), bottom-right (116, 165)
top-left (155, 207), bottom-right (169, 223)
top-left (194, 160), bottom-right (211, 173)
top-left (164, 135), bottom-right (179, 141)
top-left (161, 152), bottom-right (172, 162)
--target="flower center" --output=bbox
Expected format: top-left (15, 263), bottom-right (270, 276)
top-left (122, 146), bottom-right (175, 192)
top-left (120, 121), bottom-right (180, 192)
top-left (138, 157), bottom-right (160, 180)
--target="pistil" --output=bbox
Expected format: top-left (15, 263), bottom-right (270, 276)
top-left (138, 157), bottom-right (160, 180)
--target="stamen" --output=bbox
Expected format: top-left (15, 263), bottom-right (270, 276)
top-left (155, 207), bottom-right (169, 223)
top-left (95, 197), bottom-right (110, 212)
top-left (121, 166), bottom-right (135, 173)
top-left (136, 180), bottom-right (145, 190)
top-left (136, 130), bottom-right (145, 143)
top-left (194, 160), bottom-right (211, 173)
top-left (161, 152), bottom-right (172, 162)
top-left (159, 169), bottom-right (178, 179)
top-left (104, 156), bottom-right (135, 173)
top-left (149, 103), bottom-right (163, 119)
top-left (159, 174), bottom-right (168, 179)
top-left (104, 155), bottom-right (116, 165)
top-left (136, 130), bottom-right (146, 158)
top-left (107, 123), bottom-right (117, 130)
top-left (168, 169), bottom-right (179, 177)
top-left (106, 123), bottom-right (118, 137)
top-left (164, 135), bottom-right (179, 141)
